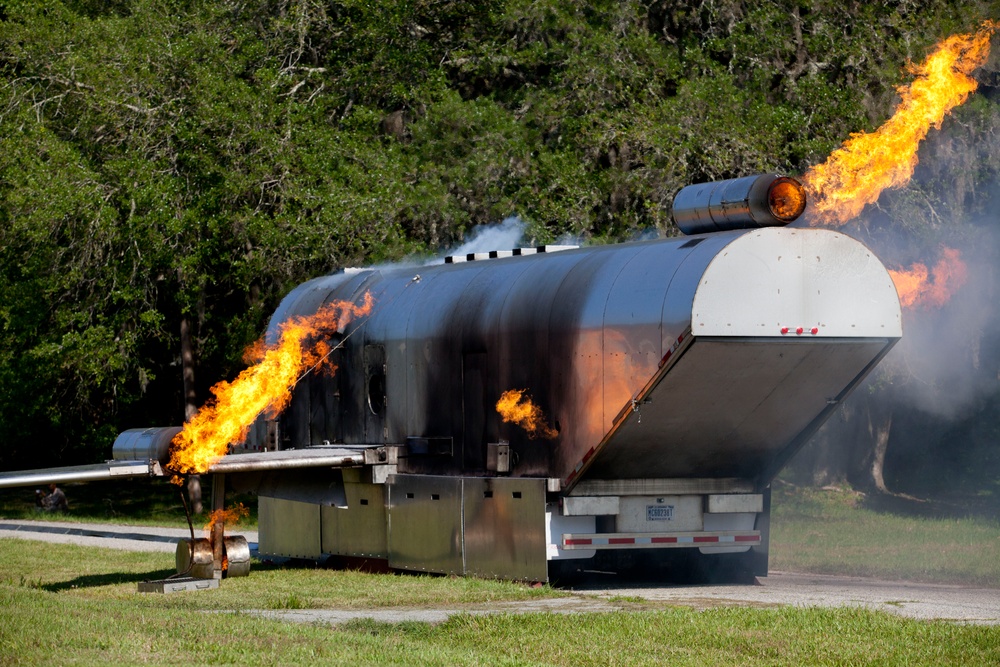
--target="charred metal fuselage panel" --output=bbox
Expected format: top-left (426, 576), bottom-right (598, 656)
top-left (246, 228), bottom-right (900, 494)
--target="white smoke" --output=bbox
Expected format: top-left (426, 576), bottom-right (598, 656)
top-left (426, 216), bottom-right (527, 265)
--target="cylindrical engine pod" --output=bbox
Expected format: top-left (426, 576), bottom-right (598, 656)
top-left (112, 426), bottom-right (181, 466)
top-left (671, 174), bottom-right (807, 235)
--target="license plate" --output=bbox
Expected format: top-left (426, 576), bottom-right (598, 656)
top-left (646, 505), bottom-right (674, 521)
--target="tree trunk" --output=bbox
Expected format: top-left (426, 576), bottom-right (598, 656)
top-left (846, 390), bottom-right (894, 495)
top-left (866, 401), bottom-right (892, 494)
top-left (180, 315), bottom-right (203, 514)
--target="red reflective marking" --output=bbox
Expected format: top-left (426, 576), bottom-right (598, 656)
top-left (566, 539), bottom-right (592, 546)
top-left (780, 327), bottom-right (789, 335)
top-left (609, 538), bottom-right (634, 545)
top-left (651, 536), bottom-right (678, 544)
top-left (581, 447), bottom-right (597, 463)
top-left (795, 327), bottom-right (804, 335)
top-left (693, 536), bottom-right (718, 543)
top-left (811, 327), bottom-right (819, 335)
top-left (735, 535), bottom-right (759, 542)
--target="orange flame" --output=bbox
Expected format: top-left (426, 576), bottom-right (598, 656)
top-left (204, 503), bottom-right (249, 535)
top-left (888, 247), bottom-right (968, 309)
top-left (168, 293), bottom-right (374, 478)
top-left (805, 22), bottom-right (996, 225)
top-left (496, 389), bottom-right (558, 440)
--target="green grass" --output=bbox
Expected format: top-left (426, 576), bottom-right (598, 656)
top-left (3, 486), bottom-right (1000, 665)
top-left (770, 484), bottom-right (1000, 587)
top-left (0, 540), bottom-right (560, 611)
top-left (1, 554), bottom-right (997, 666)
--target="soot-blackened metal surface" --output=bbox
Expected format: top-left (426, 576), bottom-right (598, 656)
top-left (265, 234), bottom-right (733, 482)
top-left (260, 228), bottom-right (900, 487)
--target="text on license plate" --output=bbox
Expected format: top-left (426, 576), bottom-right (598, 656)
top-left (646, 505), bottom-right (674, 521)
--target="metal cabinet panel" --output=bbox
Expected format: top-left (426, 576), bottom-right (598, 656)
top-left (258, 496), bottom-right (322, 559)
top-left (321, 482), bottom-right (388, 558)
top-left (388, 475), bottom-right (464, 574)
top-left (464, 478), bottom-right (546, 581)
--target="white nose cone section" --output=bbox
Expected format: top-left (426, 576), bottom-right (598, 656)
top-left (692, 228), bottom-right (902, 338)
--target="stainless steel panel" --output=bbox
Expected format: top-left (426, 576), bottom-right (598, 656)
top-left (463, 478), bottom-right (546, 581)
top-left (255, 468), bottom-right (347, 506)
top-left (388, 475), bottom-right (464, 574)
top-left (258, 496), bottom-right (322, 559)
top-left (321, 482), bottom-right (388, 558)
top-left (581, 337), bottom-right (891, 481)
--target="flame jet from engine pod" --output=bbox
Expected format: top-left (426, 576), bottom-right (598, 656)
top-left (804, 21), bottom-right (996, 226)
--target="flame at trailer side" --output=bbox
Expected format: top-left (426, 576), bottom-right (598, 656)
top-left (204, 503), bottom-right (249, 535)
top-left (168, 293), bottom-right (374, 479)
top-left (805, 22), bottom-right (996, 226)
top-left (888, 247), bottom-right (969, 309)
top-left (497, 389), bottom-right (559, 440)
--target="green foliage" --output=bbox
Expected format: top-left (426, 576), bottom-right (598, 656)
top-left (1, 0), bottom-right (999, 467)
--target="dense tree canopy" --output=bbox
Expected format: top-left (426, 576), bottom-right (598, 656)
top-left (1, 0), bottom-right (999, 503)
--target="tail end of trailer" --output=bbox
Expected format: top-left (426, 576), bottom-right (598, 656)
top-left (547, 227), bottom-right (901, 580)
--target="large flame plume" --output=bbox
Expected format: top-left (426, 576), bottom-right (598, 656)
top-left (888, 247), bottom-right (969, 309)
top-left (496, 389), bottom-right (558, 440)
top-left (168, 293), bottom-right (374, 478)
top-left (805, 21), bottom-right (996, 226)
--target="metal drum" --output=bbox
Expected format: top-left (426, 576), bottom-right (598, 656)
top-left (175, 537), bottom-right (215, 579)
top-left (223, 535), bottom-right (251, 578)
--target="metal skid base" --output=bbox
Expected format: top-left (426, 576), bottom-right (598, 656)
top-left (137, 576), bottom-right (220, 594)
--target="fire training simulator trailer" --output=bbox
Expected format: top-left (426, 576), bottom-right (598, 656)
top-left (0, 174), bottom-right (902, 582)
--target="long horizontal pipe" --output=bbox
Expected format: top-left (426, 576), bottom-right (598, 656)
top-left (0, 447), bottom-right (376, 489)
top-left (205, 451), bottom-right (365, 473)
top-left (0, 461), bottom-right (155, 489)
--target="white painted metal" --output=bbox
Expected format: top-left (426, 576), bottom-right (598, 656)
top-left (707, 494), bottom-right (764, 514)
top-left (693, 228), bottom-right (902, 338)
top-left (545, 506), bottom-right (596, 560)
top-left (562, 496), bottom-right (620, 516)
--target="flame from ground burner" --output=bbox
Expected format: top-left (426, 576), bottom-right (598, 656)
top-left (496, 389), bottom-right (558, 440)
top-left (888, 247), bottom-right (969, 309)
top-left (805, 22), bottom-right (996, 226)
top-left (204, 503), bottom-right (249, 535)
top-left (168, 293), bottom-right (374, 478)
